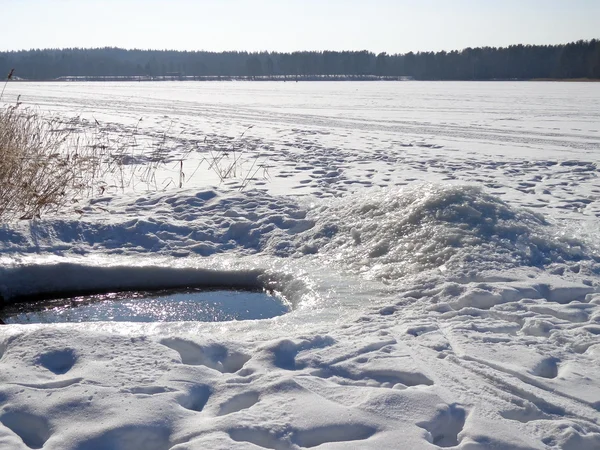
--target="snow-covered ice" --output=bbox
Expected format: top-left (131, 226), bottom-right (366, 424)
top-left (0, 81), bottom-right (600, 449)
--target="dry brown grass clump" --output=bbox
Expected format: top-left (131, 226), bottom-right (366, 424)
top-left (0, 105), bottom-right (98, 220)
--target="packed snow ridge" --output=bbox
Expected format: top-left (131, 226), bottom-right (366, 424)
top-left (0, 81), bottom-right (600, 450)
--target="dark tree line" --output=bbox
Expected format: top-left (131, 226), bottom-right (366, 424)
top-left (1, 40), bottom-right (599, 81)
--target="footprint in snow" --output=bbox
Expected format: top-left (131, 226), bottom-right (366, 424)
top-left (159, 338), bottom-right (250, 373)
top-left (530, 357), bottom-right (560, 379)
top-left (36, 348), bottom-right (77, 375)
top-left (178, 384), bottom-right (212, 412)
top-left (0, 410), bottom-right (51, 449)
top-left (417, 403), bottom-right (467, 448)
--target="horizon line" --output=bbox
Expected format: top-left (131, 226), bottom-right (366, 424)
top-left (2, 38), bottom-right (599, 56)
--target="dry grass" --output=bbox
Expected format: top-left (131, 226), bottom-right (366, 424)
top-left (89, 121), bottom-right (271, 193)
top-left (0, 103), bottom-right (270, 221)
top-left (200, 126), bottom-right (271, 191)
top-left (0, 105), bottom-right (102, 220)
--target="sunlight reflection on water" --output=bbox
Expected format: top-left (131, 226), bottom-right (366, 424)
top-left (2, 289), bottom-right (289, 323)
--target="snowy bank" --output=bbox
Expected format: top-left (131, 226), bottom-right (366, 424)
top-left (1, 82), bottom-right (600, 449)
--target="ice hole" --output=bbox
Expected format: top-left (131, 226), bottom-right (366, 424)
top-left (0, 288), bottom-right (290, 324)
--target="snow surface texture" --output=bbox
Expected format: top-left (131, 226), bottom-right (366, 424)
top-left (0, 81), bottom-right (600, 449)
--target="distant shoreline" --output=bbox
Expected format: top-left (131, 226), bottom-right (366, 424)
top-left (6, 77), bottom-right (600, 83)
top-left (4, 40), bottom-right (598, 83)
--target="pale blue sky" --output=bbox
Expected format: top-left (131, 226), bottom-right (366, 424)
top-left (1, 0), bottom-right (598, 53)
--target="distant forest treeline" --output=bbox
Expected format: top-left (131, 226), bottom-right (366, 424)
top-left (1, 39), bottom-right (599, 81)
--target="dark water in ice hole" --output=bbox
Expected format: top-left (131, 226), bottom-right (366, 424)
top-left (0, 289), bottom-right (289, 324)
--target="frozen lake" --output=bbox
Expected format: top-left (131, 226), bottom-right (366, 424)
top-left (9, 81), bottom-right (600, 159)
top-left (7, 81), bottom-right (600, 219)
top-left (0, 81), bottom-right (599, 449)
